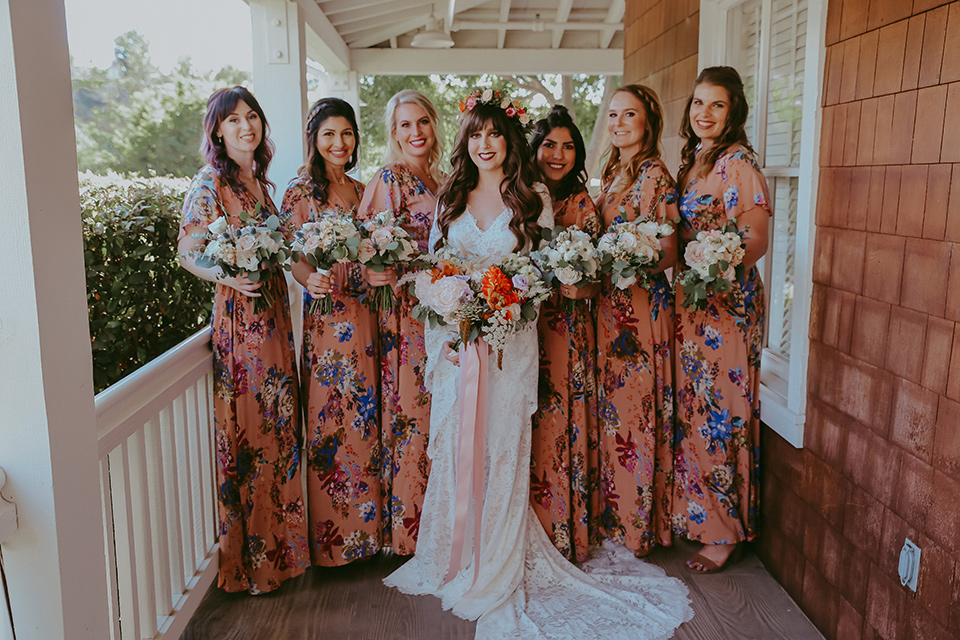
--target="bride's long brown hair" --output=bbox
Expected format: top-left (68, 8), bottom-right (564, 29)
top-left (434, 102), bottom-right (542, 251)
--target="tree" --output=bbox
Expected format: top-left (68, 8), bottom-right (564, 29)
top-left (72, 31), bottom-right (251, 178)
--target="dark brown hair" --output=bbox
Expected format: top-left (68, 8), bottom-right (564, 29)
top-left (434, 101), bottom-right (541, 251)
top-left (529, 105), bottom-right (588, 202)
top-left (299, 97), bottom-right (361, 203)
top-left (201, 86), bottom-right (275, 193)
top-left (600, 84), bottom-right (665, 200)
top-left (677, 66), bottom-right (755, 188)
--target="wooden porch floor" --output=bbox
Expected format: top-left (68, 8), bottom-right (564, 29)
top-left (180, 539), bottom-right (825, 640)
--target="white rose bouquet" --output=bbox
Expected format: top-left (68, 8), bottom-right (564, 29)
top-left (676, 223), bottom-right (747, 311)
top-left (196, 204), bottom-right (291, 313)
top-left (596, 214), bottom-right (674, 290)
top-left (354, 211), bottom-right (420, 311)
top-left (531, 225), bottom-right (601, 314)
top-left (290, 215), bottom-right (360, 314)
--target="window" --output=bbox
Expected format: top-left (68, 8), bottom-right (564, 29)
top-left (698, 0), bottom-right (828, 446)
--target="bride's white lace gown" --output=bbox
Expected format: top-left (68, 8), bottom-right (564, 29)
top-left (385, 195), bottom-right (694, 639)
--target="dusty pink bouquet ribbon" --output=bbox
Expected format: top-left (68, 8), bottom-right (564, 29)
top-left (444, 339), bottom-right (489, 588)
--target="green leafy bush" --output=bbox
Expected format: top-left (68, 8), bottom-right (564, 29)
top-left (81, 172), bottom-right (213, 392)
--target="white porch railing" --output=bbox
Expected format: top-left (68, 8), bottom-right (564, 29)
top-left (95, 328), bottom-right (218, 640)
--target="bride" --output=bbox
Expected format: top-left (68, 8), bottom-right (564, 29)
top-left (384, 90), bottom-right (694, 639)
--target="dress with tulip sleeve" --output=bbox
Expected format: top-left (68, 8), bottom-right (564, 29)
top-left (180, 165), bottom-right (309, 594)
top-left (594, 158), bottom-right (678, 556)
top-left (357, 162), bottom-right (438, 555)
top-left (673, 146), bottom-right (770, 546)
top-left (531, 188), bottom-right (602, 563)
top-left (282, 175), bottom-right (383, 566)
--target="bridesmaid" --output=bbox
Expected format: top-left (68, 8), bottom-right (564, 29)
top-left (178, 87), bottom-right (309, 593)
top-left (282, 97), bottom-right (382, 566)
top-left (673, 66), bottom-right (769, 573)
top-left (357, 90), bottom-right (444, 555)
top-left (595, 84), bottom-right (679, 558)
top-left (528, 105), bottom-right (601, 563)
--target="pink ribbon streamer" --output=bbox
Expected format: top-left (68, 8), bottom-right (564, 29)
top-left (444, 340), bottom-right (489, 588)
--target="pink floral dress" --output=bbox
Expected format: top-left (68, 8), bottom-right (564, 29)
top-left (180, 165), bottom-right (309, 594)
top-left (595, 158), bottom-right (678, 555)
top-left (282, 175), bottom-right (383, 566)
top-left (357, 162), bottom-right (436, 555)
top-left (673, 146), bottom-right (770, 545)
top-left (531, 189), bottom-right (602, 563)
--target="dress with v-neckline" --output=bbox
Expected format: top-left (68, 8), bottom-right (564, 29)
top-left (465, 207), bottom-right (509, 233)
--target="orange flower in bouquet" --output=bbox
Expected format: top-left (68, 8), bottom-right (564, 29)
top-left (481, 266), bottom-right (520, 311)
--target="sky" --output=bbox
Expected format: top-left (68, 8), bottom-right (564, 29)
top-left (64, 0), bottom-right (254, 73)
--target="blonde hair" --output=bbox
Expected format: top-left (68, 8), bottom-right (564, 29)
top-left (600, 84), bottom-right (665, 199)
top-left (383, 89), bottom-right (444, 182)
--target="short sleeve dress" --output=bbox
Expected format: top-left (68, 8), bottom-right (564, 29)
top-left (673, 146), bottom-right (770, 546)
top-left (281, 175), bottom-right (383, 566)
top-left (531, 188), bottom-right (602, 563)
top-left (357, 162), bottom-right (436, 555)
top-left (594, 158), bottom-right (678, 556)
top-left (179, 165), bottom-right (309, 594)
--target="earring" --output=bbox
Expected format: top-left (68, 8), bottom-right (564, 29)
top-left (216, 135), bottom-right (223, 145)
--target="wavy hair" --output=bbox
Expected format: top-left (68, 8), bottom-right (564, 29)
top-left (383, 89), bottom-right (444, 182)
top-left (435, 101), bottom-right (541, 251)
top-left (201, 86), bottom-right (275, 193)
top-left (529, 105), bottom-right (587, 202)
top-left (600, 84), bottom-right (665, 199)
top-left (677, 66), bottom-right (755, 188)
top-left (298, 97), bottom-right (361, 203)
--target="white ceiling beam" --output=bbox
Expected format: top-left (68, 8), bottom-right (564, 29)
top-left (552, 0), bottom-right (574, 49)
top-left (461, 10), bottom-right (611, 21)
top-left (346, 13), bottom-right (431, 48)
top-left (330, 0), bottom-right (434, 27)
top-left (295, 0), bottom-right (350, 71)
top-left (320, 0), bottom-right (390, 15)
top-left (600, 0), bottom-right (625, 49)
top-left (497, 0), bottom-right (510, 49)
top-left (453, 21), bottom-right (622, 31)
top-left (338, 7), bottom-right (433, 35)
top-left (352, 48), bottom-right (623, 75)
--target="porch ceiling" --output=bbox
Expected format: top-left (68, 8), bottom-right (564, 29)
top-left (295, 0), bottom-right (624, 74)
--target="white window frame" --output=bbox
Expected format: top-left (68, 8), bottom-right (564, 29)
top-left (698, 0), bottom-right (827, 447)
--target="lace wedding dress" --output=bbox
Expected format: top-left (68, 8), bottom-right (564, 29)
top-left (384, 194), bottom-right (694, 639)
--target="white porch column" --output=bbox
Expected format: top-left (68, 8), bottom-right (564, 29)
top-left (319, 70), bottom-right (361, 120)
top-left (0, 0), bottom-right (110, 638)
top-left (250, 0), bottom-right (309, 190)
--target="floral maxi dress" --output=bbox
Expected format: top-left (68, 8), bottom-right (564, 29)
top-left (180, 165), bottom-right (309, 594)
top-left (531, 189), bottom-right (602, 563)
top-left (282, 176), bottom-right (383, 566)
top-left (357, 162), bottom-right (436, 555)
top-left (673, 146), bottom-right (770, 545)
top-left (595, 159), bottom-right (678, 555)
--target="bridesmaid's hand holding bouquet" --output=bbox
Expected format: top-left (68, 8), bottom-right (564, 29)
top-left (355, 211), bottom-right (419, 311)
top-left (596, 212), bottom-right (674, 290)
top-left (677, 223), bottom-right (747, 310)
top-left (531, 225), bottom-right (601, 314)
top-left (290, 215), bottom-right (360, 314)
top-left (196, 204), bottom-right (290, 313)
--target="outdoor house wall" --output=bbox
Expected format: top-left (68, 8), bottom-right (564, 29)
top-left (623, 1), bottom-right (960, 638)
top-left (623, 0), bottom-right (700, 172)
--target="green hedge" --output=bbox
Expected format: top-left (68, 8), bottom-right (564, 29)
top-left (81, 173), bottom-right (213, 392)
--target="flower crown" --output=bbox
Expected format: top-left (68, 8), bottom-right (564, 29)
top-left (459, 88), bottom-right (531, 129)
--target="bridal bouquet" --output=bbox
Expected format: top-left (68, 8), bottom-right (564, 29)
top-left (197, 205), bottom-right (290, 313)
top-left (596, 214), bottom-right (674, 290)
top-left (676, 223), bottom-right (747, 311)
top-left (410, 250), bottom-right (551, 369)
top-left (355, 211), bottom-right (420, 311)
top-left (290, 215), bottom-right (360, 314)
top-left (531, 225), bottom-right (601, 314)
